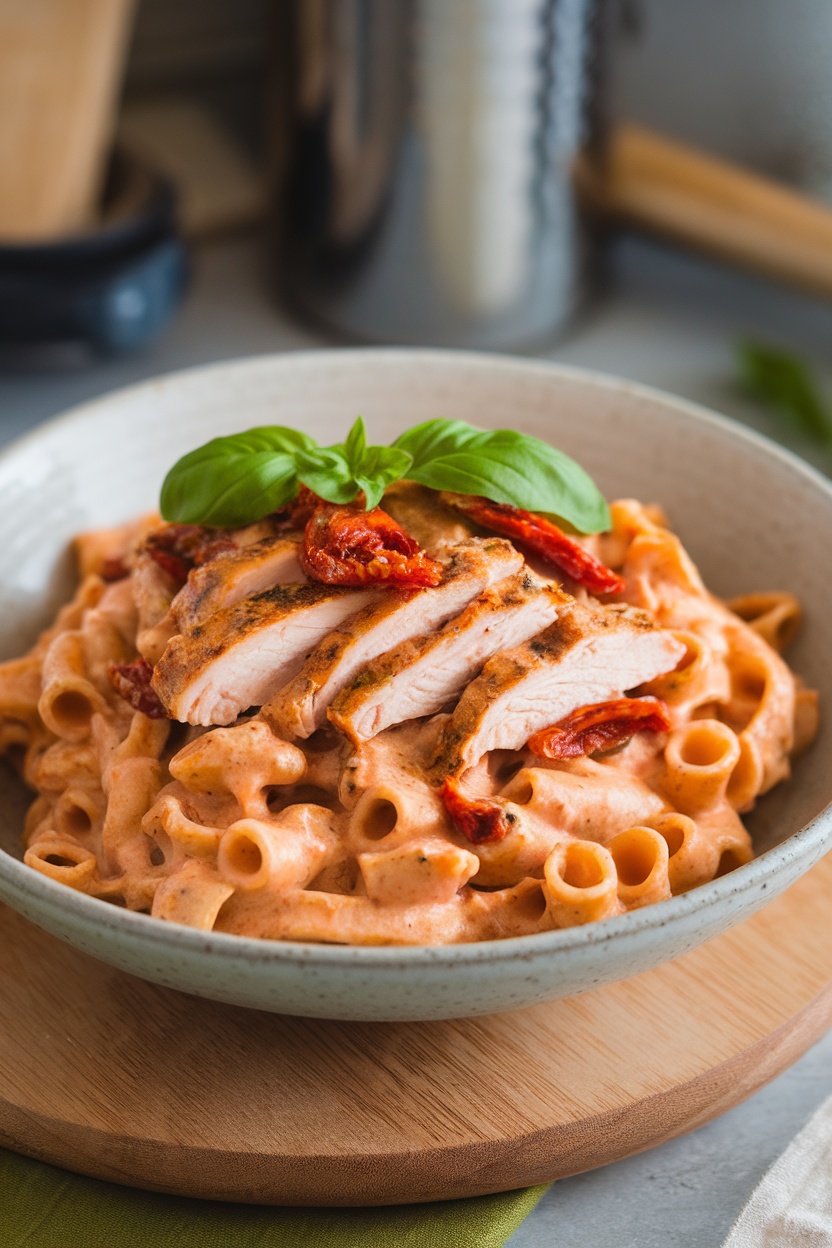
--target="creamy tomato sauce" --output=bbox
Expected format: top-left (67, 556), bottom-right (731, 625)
top-left (0, 496), bottom-right (817, 945)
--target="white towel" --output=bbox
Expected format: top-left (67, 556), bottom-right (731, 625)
top-left (723, 1093), bottom-right (832, 1247)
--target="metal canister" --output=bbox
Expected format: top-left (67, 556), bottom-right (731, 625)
top-left (270, 0), bottom-right (600, 350)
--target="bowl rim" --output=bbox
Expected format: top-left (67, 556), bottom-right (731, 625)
top-left (1, 345), bottom-right (830, 969)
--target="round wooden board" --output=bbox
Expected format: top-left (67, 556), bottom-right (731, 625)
top-left (1, 852), bottom-right (831, 1207)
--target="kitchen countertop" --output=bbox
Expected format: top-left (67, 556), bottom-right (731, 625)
top-left (0, 231), bottom-right (829, 1248)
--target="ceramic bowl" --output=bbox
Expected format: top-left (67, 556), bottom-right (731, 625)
top-left (0, 349), bottom-right (829, 1021)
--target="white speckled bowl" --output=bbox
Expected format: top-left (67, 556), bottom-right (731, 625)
top-left (0, 349), bottom-right (830, 1021)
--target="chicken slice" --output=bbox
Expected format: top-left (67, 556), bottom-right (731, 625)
top-left (132, 552), bottom-right (177, 638)
top-left (172, 535), bottom-right (304, 629)
top-left (265, 538), bottom-right (523, 738)
top-left (135, 523), bottom-right (302, 663)
top-left (329, 572), bottom-right (566, 744)
top-left (430, 600), bottom-right (687, 779)
top-left (152, 583), bottom-right (377, 726)
top-left (380, 481), bottom-right (477, 555)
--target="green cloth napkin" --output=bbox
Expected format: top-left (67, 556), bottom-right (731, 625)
top-left (0, 1147), bottom-right (549, 1247)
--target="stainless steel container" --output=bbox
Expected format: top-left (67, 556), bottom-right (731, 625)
top-left (270, 0), bottom-right (600, 350)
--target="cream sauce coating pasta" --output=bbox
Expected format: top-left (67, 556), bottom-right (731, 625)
top-left (0, 499), bottom-right (817, 946)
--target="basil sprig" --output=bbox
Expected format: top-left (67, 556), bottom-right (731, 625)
top-left (294, 417), bottom-right (413, 510)
top-left (160, 416), bottom-right (611, 533)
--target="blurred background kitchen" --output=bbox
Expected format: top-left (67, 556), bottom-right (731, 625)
top-left (3, 0), bottom-right (832, 467)
top-left (2, 7), bottom-right (831, 1247)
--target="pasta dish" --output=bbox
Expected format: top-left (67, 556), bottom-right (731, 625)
top-left (0, 425), bottom-right (818, 946)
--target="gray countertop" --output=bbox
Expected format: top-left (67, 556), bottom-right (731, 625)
top-left (1, 231), bottom-right (829, 1248)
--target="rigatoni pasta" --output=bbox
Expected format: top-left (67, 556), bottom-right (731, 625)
top-left (0, 495), bottom-right (818, 946)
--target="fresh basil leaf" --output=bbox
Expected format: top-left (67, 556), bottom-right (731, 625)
top-left (353, 445), bottom-right (413, 509)
top-left (160, 426), bottom-right (316, 525)
top-left (159, 416), bottom-right (609, 534)
top-left (340, 415), bottom-right (368, 464)
top-left (295, 446), bottom-right (359, 504)
top-left (296, 439), bottom-right (412, 510)
top-left (392, 419), bottom-right (481, 469)
top-left (405, 427), bottom-right (610, 533)
top-left (738, 341), bottom-right (832, 446)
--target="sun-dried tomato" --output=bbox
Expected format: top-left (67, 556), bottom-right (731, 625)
top-left (443, 494), bottom-right (625, 595)
top-left (440, 777), bottom-right (514, 845)
top-left (143, 523), bottom-right (236, 587)
top-left (301, 500), bottom-right (444, 588)
top-left (191, 536), bottom-right (237, 566)
top-left (146, 547), bottom-right (190, 586)
top-left (527, 696), bottom-right (671, 760)
top-left (287, 485), bottom-right (318, 528)
top-left (100, 555), bottom-right (129, 582)
top-left (109, 658), bottom-right (169, 719)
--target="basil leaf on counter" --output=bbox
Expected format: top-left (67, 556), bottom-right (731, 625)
top-left (738, 341), bottom-right (832, 446)
top-left (400, 423), bottom-right (610, 534)
top-left (160, 427), bottom-right (316, 526)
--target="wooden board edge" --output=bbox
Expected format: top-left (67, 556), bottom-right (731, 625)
top-left (2, 982), bottom-right (830, 1206)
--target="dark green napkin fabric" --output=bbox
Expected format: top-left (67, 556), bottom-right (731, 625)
top-left (0, 1147), bottom-right (549, 1247)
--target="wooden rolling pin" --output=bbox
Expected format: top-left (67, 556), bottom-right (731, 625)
top-left (598, 124), bottom-right (832, 300)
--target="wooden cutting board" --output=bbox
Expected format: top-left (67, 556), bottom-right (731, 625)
top-left (1, 850), bottom-right (830, 1206)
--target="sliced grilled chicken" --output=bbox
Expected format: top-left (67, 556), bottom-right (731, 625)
top-left (430, 600), bottom-right (686, 779)
top-left (134, 522), bottom-right (296, 662)
top-left (380, 482), bottom-right (477, 554)
top-left (266, 538), bottom-right (523, 738)
top-left (133, 552), bottom-right (178, 636)
top-left (153, 583), bottom-right (377, 725)
top-left (172, 535), bottom-right (304, 629)
top-left (330, 572), bottom-right (566, 744)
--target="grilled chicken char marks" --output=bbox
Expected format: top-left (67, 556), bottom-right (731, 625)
top-left (152, 582), bottom-right (377, 726)
top-left (172, 534), bottom-right (304, 629)
top-left (137, 532), bottom-right (305, 665)
top-left (265, 538), bottom-right (523, 739)
top-left (430, 600), bottom-right (687, 779)
top-left (329, 571), bottom-right (566, 745)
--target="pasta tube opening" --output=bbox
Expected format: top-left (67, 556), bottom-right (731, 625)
top-left (24, 838), bottom-right (97, 890)
top-left (359, 798), bottom-right (398, 841)
top-left (646, 812), bottom-right (715, 893)
top-left (54, 788), bottom-right (103, 841)
top-left (543, 840), bottom-right (620, 926)
top-left (218, 807), bottom-right (335, 893)
top-left (41, 688), bottom-right (102, 739)
top-left (219, 826), bottom-right (266, 886)
top-left (725, 736), bottom-right (764, 811)
top-left (608, 827), bottom-right (670, 907)
top-left (664, 720), bottom-right (741, 813)
top-left (349, 784), bottom-right (436, 846)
